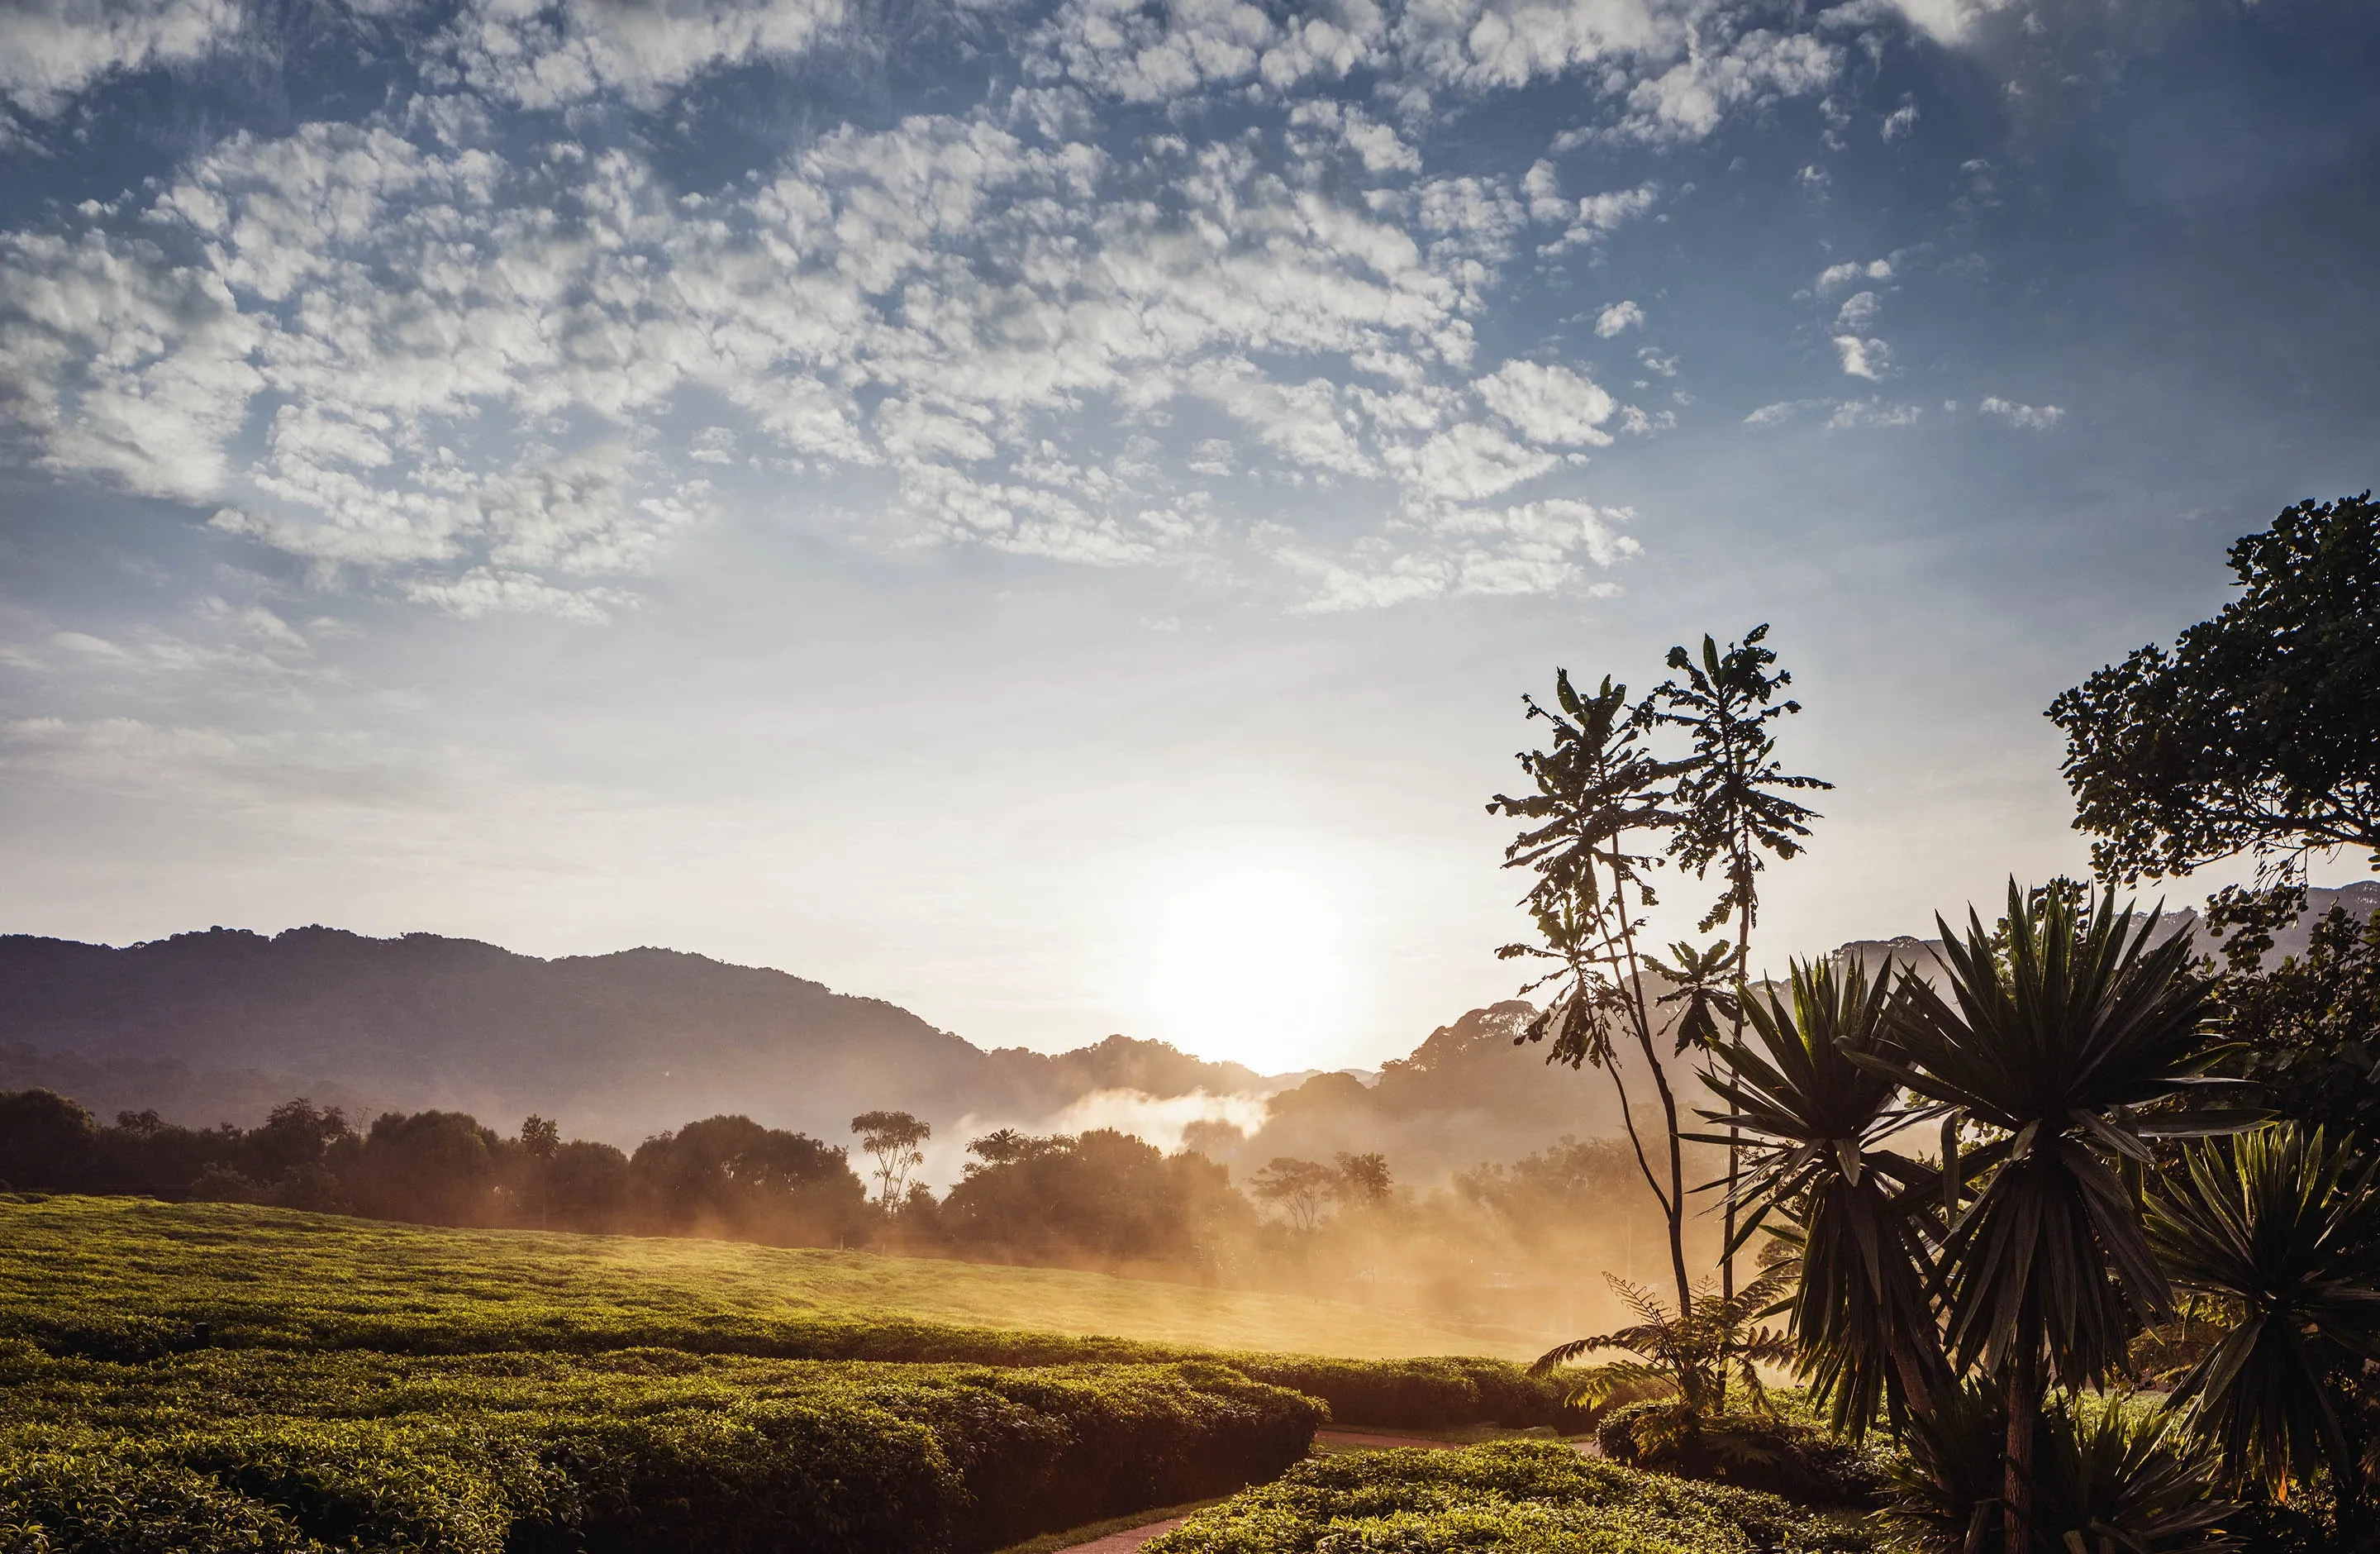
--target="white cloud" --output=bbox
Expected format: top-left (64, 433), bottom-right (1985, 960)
top-left (1543, 180), bottom-right (1659, 252)
top-left (0, 0), bottom-right (240, 117)
top-left (4, 20), bottom-right (1735, 614)
top-left (1473, 360), bottom-right (1616, 446)
top-left (1276, 496), bottom-right (1635, 612)
top-left (400, 568), bottom-right (635, 622)
top-left (1385, 422), bottom-right (1558, 504)
top-left (1833, 334), bottom-right (1891, 379)
top-left (1878, 0), bottom-right (2017, 48)
top-left (442, 0), bottom-right (847, 108)
top-left (1978, 395), bottom-right (2063, 429)
top-left (1834, 289), bottom-right (1882, 330)
top-left (0, 230), bottom-right (265, 501)
top-left (1881, 99), bottom-right (1919, 141)
top-left (1825, 398), bottom-right (1921, 429)
top-left (1608, 29), bottom-right (1839, 145)
top-left (1814, 257), bottom-right (1893, 293)
top-left (1593, 300), bottom-right (1645, 336)
top-left (1745, 396), bottom-right (1921, 430)
top-left (1743, 399), bottom-right (1810, 427)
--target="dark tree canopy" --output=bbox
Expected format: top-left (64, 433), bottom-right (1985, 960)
top-left (2049, 493), bottom-right (2380, 884)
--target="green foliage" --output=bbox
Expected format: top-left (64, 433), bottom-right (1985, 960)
top-left (1877, 884), bottom-right (2230, 1391)
top-left (2047, 490), bottom-right (2380, 884)
top-left (1702, 956), bottom-right (1949, 1434)
top-left (0, 1343), bottom-right (1321, 1554)
top-left (1645, 624), bottom-right (1830, 937)
top-left (2147, 1124), bottom-right (2380, 1499)
top-left (1596, 1400), bottom-right (1885, 1507)
top-left (2218, 899), bottom-right (2380, 1137)
top-left (1142, 1440), bottom-right (1873, 1554)
top-left (1882, 1385), bottom-right (2239, 1554)
top-left (0, 1197), bottom-right (1568, 1431)
top-left (1530, 1267), bottom-right (1793, 1416)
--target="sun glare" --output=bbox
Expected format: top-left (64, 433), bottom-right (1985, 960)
top-left (1146, 866), bottom-right (1351, 1073)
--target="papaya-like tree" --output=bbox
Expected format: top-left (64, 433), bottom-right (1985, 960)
top-left (1646, 625), bottom-right (1831, 1304)
top-left (1490, 670), bottom-right (1697, 1318)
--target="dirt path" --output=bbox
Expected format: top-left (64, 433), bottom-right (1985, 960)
top-left (1055, 1513), bottom-right (1197, 1552)
top-left (1051, 1430), bottom-right (1541, 1548)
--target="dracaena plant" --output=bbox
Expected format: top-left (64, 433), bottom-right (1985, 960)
top-left (1698, 955), bottom-right (1953, 1436)
top-left (1869, 882), bottom-right (2238, 1553)
top-left (2149, 1123), bottom-right (2380, 1513)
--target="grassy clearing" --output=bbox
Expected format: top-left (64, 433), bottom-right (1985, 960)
top-left (1145, 1440), bottom-right (1875, 1554)
top-left (0, 1194), bottom-right (1527, 1361)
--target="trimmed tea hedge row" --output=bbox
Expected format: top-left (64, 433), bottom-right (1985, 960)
top-left (1145, 1440), bottom-right (1876, 1554)
top-left (0, 1198), bottom-right (1568, 1430)
top-left (2, 1309), bottom-right (1568, 1432)
top-left (0, 1345), bottom-right (1321, 1554)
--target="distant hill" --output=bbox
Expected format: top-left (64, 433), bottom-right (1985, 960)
top-left (8, 880), bottom-right (2371, 1176)
top-left (0, 927), bottom-right (1264, 1148)
top-left (1833, 881), bottom-right (2380, 983)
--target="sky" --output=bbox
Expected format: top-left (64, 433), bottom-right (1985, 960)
top-left (1, 0), bottom-right (2375, 1074)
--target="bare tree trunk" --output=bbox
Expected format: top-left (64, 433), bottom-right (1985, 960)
top-left (1613, 884), bottom-right (1694, 1325)
top-left (2005, 1338), bottom-right (2037, 1554)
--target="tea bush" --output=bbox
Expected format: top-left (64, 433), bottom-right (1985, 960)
top-left (0, 1346), bottom-right (1321, 1553)
top-left (0, 1197), bottom-right (1573, 1429)
top-left (1143, 1440), bottom-right (1875, 1554)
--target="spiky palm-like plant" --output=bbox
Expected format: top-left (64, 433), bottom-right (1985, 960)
top-left (1702, 956), bottom-right (1953, 1435)
top-left (2149, 1123), bottom-right (2380, 1510)
top-left (1887, 1386), bottom-right (2240, 1554)
top-left (1875, 882), bottom-right (2234, 1552)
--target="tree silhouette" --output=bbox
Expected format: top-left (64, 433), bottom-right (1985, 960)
top-left (1646, 624), bottom-right (1829, 1307)
top-left (850, 1109), bottom-right (931, 1207)
top-left (1700, 956), bottom-right (1949, 1434)
top-left (1334, 1151), bottom-right (1392, 1207)
top-left (1250, 1157), bottom-right (1338, 1232)
top-left (520, 1114), bottom-right (559, 1229)
top-left (1874, 884), bottom-right (2232, 1552)
top-left (2049, 493), bottom-right (2380, 916)
top-left (1489, 669), bottom-right (1697, 1319)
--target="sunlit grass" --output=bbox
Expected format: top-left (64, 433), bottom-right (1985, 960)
top-left (0, 1194), bottom-right (1532, 1361)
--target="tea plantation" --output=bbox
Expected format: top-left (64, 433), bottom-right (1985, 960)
top-left (0, 1196), bottom-right (1589, 1551)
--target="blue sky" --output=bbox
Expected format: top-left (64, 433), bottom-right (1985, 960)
top-left (2, 0), bottom-right (2374, 1070)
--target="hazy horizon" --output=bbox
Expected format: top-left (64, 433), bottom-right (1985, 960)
top-left (3, 0), bottom-right (2375, 1074)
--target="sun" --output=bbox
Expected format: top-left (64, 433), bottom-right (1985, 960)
top-left (1145, 865), bottom-right (1352, 1075)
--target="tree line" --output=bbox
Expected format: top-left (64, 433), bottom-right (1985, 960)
top-left (0, 1084), bottom-right (1678, 1307)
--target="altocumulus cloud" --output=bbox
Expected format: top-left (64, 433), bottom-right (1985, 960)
top-left (0, 0), bottom-right (2014, 617)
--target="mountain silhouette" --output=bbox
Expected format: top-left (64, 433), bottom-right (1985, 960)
top-left (0, 926), bottom-right (1264, 1146)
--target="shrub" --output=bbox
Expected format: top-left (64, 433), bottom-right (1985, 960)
top-left (0, 1352), bottom-right (1321, 1554)
top-left (1882, 1385), bottom-right (2238, 1554)
top-left (1144, 1439), bottom-right (1873, 1554)
top-left (1597, 1400), bottom-right (1885, 1507)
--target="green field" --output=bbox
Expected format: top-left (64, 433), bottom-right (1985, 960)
top-left (0, 1196), bottom-right (1870, 1552)
top-left (0, 1195), bottom-right (1530, 1361)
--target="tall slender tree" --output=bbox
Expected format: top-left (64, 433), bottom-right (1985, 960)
top-left (1647, 623), bottom-right (1830, 1304)
top-left (1490, 670), bottom-right (1697, 1318)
